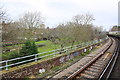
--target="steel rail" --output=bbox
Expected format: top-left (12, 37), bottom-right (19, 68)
top-left (98, 37), bottom-right (120, 80)
top-left (65, 38), bottom-right (113, 80)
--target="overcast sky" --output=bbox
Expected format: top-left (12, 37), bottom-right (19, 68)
top-left (0, 0), bottom-right (119, 31)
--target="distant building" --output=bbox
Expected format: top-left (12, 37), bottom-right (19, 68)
top-left (111, 25), bottom-right (119, 31)
top-left (40, 24), bottom-right (45, 29)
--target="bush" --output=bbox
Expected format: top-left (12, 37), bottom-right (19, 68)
top-left (2, 51), bottom-right (19, 60)
top-left (81, 50), bottom-right (91, 56)
top-left (81, 53), bottom-right (86, 56)
top-left (20, 41), bottom-right (38, 56)
top-left (86, 50), bottom-right (90, 54)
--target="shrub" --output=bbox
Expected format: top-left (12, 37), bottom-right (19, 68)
top-left (3, 41), bottom-right (39, 67)
top-left (81, 50), bottom-right (91, 56)
top-left (20, 41), bottom-right (38, 56)
top-left (81, 53), bottom-right (86, 56)
top-left (2, 51), bottom-right (19, 60)
top-left (86, 50), bottom-right (90, 54)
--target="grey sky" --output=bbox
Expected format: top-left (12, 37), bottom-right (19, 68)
top-left (0, 0), bottom-right (119, 31)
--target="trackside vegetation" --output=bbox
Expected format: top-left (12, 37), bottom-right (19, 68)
top-left (20, 41), bottom-right (38, 56)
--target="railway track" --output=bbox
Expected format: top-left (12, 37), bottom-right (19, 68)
top-left (98, 36), bottom-right (120, 80)
top-left (64, 37), bottom-right (118, 80)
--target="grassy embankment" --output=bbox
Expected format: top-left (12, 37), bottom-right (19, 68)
top-left (1, 40), bottom-right (79, 60)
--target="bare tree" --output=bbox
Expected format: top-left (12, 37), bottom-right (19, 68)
top-left (19, 12), bottom-right (43, 28)
top-left (49, 13), bottom-right (95, 51)
top-left (94, 26), bottom-right (106, 40)
top-left (0, 7), bottom-right (6, 23)
top-left (72, 13), bottom-right (94, 25)
top-left (73, 14), bottom-right (84, 25)
top-left (72, 13), bottom-right (95, 42)
top-left (18, 12), bottom-right (44, 40)
top-left (83, 13), bottom-right (94, 25)
top-left (0, 7), bottom-right (11, 24)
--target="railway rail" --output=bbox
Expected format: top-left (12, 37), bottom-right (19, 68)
top-left (98, 35), bottom-right (120, 80)
top-left (58, 36), bottom-right (119, 80)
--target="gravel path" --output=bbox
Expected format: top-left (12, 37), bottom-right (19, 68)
top-left (52, 39), bottom-right (111, 78)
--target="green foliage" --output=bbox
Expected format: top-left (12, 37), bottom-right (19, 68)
top-left (20, 41), bottom-right (38, 56)
top-left (37, 40), bottom-right (60, 52)
top-left (2, 51), bottom-right (19, 60)
top-left (35, 40), bottom-right (47, 44)
top-left (81, 53), bottom-right (86, 56)
top-left (81, 50), bottom-right (91, 56)
top-left (86, 50), bottom-right (91, 54)
top-left (52, 66), bottom-right (60, 71)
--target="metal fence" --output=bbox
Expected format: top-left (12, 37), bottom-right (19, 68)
top-left (0, 39), bottom-right (107, 70)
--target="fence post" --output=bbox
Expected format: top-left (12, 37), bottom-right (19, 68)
top-left (35, 54), bottom-right (37, 62)
top-left (79, 44), bottom-right (81, 47)
top-left (85, 43), bottom-right (86, 46)
top-left (66, 48), bottom-right (68, 53)
top-left (75, 46), bottom-right (77, 50)
top-left (77, 44), bottom-right (79, 48)
top-left (81, 43), bottom-right (83, 47)
top-left (6, 61), bottom-right (8, 70)
top-left (90, 41), bottom-right (92, 45)
top-left (86, 42), bottom-right (88, 46)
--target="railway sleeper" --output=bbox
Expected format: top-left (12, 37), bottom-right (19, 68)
top-left (76, 76), bottom-right (95, 80)
top-left (92, 63), bottom-right (104, 67)
top-left (84, 70), bottom-right (98, 75)
top-left (94, 62), bottom-right (106, 65)
top-left (68, 72), bottom-right (73, 75)
top-left (92, 64), bottom-right (104, 68)
top-left (89, 66), bottom-right (102, 71)
top-left (94, 60), bottom-right (105, 63)
top-left (85, 69), bottom-right (99, 73)
top-left (87, 68), bottom-right (100, 72)
top-left (90, 65), bottom-right (103, 69)
top-left (80, 73), bottom-right (96, 78)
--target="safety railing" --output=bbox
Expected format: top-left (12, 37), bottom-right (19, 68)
top-left (0, 39), bottom-right (106, 70)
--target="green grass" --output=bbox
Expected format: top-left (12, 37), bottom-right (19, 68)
top-left (3, 43), bottom-right (23, 48)
top-left (2, 40), bottom-right (61, 60)
top-left (1, 40), bottom-right (86, 60)
top-left (35, 40), bottom-right (47, 44)
top-left (37, 41), bottom-right (60, 52)
top-left (51, 66), bottom-right (60, 71)
top-left (81, 50), bottom-right (91, 56)
top-left (3, 40), bottom-right (47, 48)
top-left (1, 51), bottom-right (19, 60)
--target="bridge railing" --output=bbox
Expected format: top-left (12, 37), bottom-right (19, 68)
top-left (0, 39), bottom-right (106, 70)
